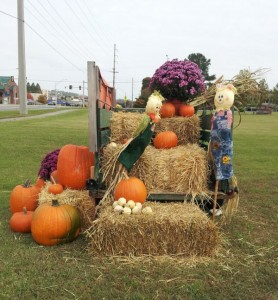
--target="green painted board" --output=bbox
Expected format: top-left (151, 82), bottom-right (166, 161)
top-left (99, 109), bottom-right (112, 129)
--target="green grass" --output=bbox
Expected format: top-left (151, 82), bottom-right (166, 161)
top-left (0, 108), bottom-right (71, 119)
top-left (0, 111), bottom-right (277, 299)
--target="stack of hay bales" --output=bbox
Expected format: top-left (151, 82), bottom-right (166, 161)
top-left (110, 111), bottom-right (200, 145)
top-left (87, 110), bottom-right (218, 257)
top-left (103, 111), bottom-right (209, 197)
top-left (86, 202), bottom-right (219, 256)
top-left (38, 182), bottom-right (96, 231)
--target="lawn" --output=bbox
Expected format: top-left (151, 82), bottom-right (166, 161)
top-left (0, 110), bottom-right (277, 299)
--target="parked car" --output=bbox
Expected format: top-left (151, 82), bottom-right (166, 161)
top-left (47, 100), bottom-right (56, 105)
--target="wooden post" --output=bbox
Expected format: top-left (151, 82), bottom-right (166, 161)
top-left (87, 61), bottom-right (99, 153)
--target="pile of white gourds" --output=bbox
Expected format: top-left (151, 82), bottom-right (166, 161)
top-left (113, 197), bottom-right (153, 215)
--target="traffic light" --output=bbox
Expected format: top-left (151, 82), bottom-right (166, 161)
top-left (69, 85), bottom-right (72, 89)
top-left (79, 86), bottom-right (82, 90)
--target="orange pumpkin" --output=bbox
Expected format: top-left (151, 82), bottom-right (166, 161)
top-left (159, 102), bottom-right (175, 118)
top-left (114, 177), bottom-right (147, 204)
top-left (35, 177), bottom-right (45, 190)
top-left (57, 144), bottom-right (94, 190)
top-left (179, 104), bottom-right (195, 117)
top-left (48, 183), bottom-right (64, 195)
top-left (10, 180), bottom-right (40, 213)
top-left (153, 131), bottom-right (178, 149)
top-left (10, 207), bottom-right (33, 233)
top-left (31, 199), bottom-right (81, 246)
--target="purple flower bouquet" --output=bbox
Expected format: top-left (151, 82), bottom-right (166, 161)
top-left (149, 59), bottom-right (206, 102)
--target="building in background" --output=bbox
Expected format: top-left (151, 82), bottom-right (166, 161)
top-left (0, 76), bottom-right (18, 104)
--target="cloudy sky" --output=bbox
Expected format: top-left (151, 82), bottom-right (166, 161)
top-left (1, 0), bottom-right (277, 100)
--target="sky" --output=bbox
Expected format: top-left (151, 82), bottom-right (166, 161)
top-left (1, 0), bottom-right (278, 100)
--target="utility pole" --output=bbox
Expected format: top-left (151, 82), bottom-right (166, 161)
top-left (112, 44), bottom-right (118, 88)
top-left (17, 0), bottom-right (27, 115)
top-left (131, 78), bottom-right (134, 106)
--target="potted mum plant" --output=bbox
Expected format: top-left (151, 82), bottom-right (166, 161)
top-left (149, 59), bottom-right (206, 106)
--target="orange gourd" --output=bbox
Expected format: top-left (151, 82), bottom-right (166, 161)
top-left (179, 104), bottom-right (195, 117)
top-left (114, 177), bottom-right (147, 204)
top-left (160, 102), bottom-right (175, 118)
top-left (57, 144), bottom-right (94, 190)
top-left (31, 199), bottom-right (81, 246)
top-left (10, 207), bottom-right (33, 233)
top-left (48, 183), bottom-right (64, 195)
top-left (35, 177), bottom-right (45, 190)
top-left (153, 131), bottom-right (178, 149)
top-left (10, 180), bottom-right (40, 213)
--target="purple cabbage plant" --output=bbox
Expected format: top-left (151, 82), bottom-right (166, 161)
top-left (149, 59), bottom-right (206, 102)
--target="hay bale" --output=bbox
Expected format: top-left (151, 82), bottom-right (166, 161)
top-left (86, 202), bottom-right (219, 256)
top-left (110, 111), bottom-right (200, 145)
top-left (102, 144), bottom-right (209, 196)
top-left (38, 182), bottom-right (96, 230)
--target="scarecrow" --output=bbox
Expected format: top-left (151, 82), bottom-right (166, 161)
top-left (209, 83), bottom-right (239, 220)
top-left (100, 91), bottom-right (164, 203)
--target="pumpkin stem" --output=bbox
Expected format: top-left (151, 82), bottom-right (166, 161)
top-left (52, 199), bottom-right (60, 207)
top-left (50, 175), bottom-right (56, 184)
top-left (23, 207), bottom-right (27, 214)
top-left (22, 179), bottom-right (32, 188)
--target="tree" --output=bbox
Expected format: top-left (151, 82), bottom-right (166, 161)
top-left (187, 53), bottom-right (216, 85)
top-left (134, 77), bottom-right (152, 108)
top-left (37, 94), bottom-right (47, 104)
top-left (35, 83), bottom-right (42, 93)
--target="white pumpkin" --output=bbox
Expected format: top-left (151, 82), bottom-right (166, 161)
top-left (142, 207), bottom-right (153, 214)
top-left (126, 200), bottom-right (135, 209)
top-left (117, 197), bottom-right (127, 206)
top-left (135, 202), bottom-right (142, 209)
top-left (114, 205), bottom-right (124, 213)
top-left (122, 207), bottom-right (132, 215)
top-left (132, 206), bottom-right (141, 214)
top-left (112, 201), bottom-right (119, 208)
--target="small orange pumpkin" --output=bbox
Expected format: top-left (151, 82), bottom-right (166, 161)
top-left (159, 102), bottom-right (175, 118)
top-left (31, 199), bottom-right (81, 246)
top-left (10, 180), bottom-right (40, 214)
top-left (35, 177), bottom-right (45, 190)
top-left (10, 207), bottom-right (33, 233)
top-left (179, 104), bottom-right (195, 117)
top-left (153, 131), bottom-right (178, 149)
top-left (57, 144), bottom-right (94, 190)
top-left (114, 177), bottom-right (147, 204)
top-left (48, 183), bottom-right (64, 195)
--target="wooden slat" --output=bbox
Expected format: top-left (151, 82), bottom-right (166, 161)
top-left (100, 129), bottom-right (111, 147)
top-left (99, 108), bottom-right (113, 129)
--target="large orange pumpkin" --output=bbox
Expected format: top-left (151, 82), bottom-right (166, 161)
top-left (179, 104), bottom-right (195, 117)
top-left (153, 131), bottom-right (178, 149)
top-left (159, 102), bottom-right (175, 118)
top-left (57, 144), bottom-right (94, 190)
top-left (10, 180), bottom-right (40, 213)
top-left (31, 199), bottom-right (81, 246)
top-left (10, 207), bottom-right (33, 233)
top-left (114, 177), bottom-right (147, 204)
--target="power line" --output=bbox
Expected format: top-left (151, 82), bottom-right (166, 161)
top-left (0, 8), bottom-right (85, 73)
top-left (65, 0), bottom-right (111, 57)
top-left (25, 2), bottom-right (89, 62)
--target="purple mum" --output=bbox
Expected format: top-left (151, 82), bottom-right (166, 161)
top-left (38, 148), bottom-right (60, 180)
top-left (149, 59), bottom-right (206, 101)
